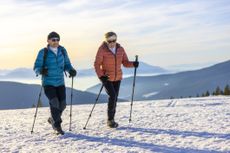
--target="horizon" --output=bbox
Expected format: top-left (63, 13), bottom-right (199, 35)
top-left (0, 0), bottom-right (229, 70)
top-left (0, 58), bottom-right (228, 72)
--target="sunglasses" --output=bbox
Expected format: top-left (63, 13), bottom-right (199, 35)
top-left (107, 39), bottom-right (116, 43)
top-left (51, 38), bottom-right (60, 42)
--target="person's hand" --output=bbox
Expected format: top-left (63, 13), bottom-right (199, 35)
top-left (69, 69), bottom-right (77, 77)
top-left (99, 75), bottom-right (109, 83)
top-left (40, 68), bottom-right (48, 76)
top-left (133, 61), bottom-right (139, 68)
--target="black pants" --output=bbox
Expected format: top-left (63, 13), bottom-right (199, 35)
top-left (103, 80), bottom-right (121, 121)
top-left (44, 85), bottom-right (66, 128)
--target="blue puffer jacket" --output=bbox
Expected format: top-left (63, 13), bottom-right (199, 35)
top-left (33, 45), bottom-right (74, 87)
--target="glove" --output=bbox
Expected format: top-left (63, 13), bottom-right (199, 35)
top-left (69, 69), bottom-right (77, 77)
top-left (133, 61), bottom-right (139, 68)
top-left (40, 68), bottom-right (48, 76)
top-left (99, 75), bottom-right (109, 83)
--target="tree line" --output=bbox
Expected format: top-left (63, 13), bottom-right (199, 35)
top-left (199, 84), bottom-right (230, 97)
top-left (170, 84), bottom-right (230, 99)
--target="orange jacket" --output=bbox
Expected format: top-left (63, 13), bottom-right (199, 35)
top-left (94, 42), bottom-right (134, 81)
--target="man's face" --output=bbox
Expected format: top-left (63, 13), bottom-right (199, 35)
top-left (47, 37), bottom-right (60, 48)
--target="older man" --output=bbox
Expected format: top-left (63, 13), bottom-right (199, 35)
top-left (34, 31), bottom-right (76, 135)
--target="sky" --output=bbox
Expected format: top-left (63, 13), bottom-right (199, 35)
top-left (0, 0), bottom-right (230, 70)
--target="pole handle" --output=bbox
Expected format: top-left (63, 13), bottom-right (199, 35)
top-left (135, 55), bottom-right (138, 62)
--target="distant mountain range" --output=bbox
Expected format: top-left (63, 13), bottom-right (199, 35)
top-left (77, 61), bottom-right (169, 77)
top-left (0, 82), bottom-right (113, 110)
top-left (0, 68), bottom-right (35, 78)
top-left (0, 61), bottom-right (169, 78)
top-left (166, 62), bottom-right (216, 72)
top-left (1, 60), bottom-right (229, 109)
top-left (87, 60), bottom-right (230, 100)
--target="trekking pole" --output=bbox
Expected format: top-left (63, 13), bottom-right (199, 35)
top-left (69, 76), bottom-right (74, 131)
top-left (129, 55), bottom-right (138, 123)
top-left (83, 84), bottom-right (104, 130)
top-left (31, 85), bottom-right (43, 134)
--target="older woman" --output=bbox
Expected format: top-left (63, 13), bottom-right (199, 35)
top-left (94, 32), bottom-right (139, 128)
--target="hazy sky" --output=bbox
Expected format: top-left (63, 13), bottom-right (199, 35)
top-left (0, 0), bottom-right (230, 69)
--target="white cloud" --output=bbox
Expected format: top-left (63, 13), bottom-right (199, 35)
top-left (0, 0), bottom-right (229, 68)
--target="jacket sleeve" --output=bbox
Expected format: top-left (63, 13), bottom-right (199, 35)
top-left (33, 49), bottom-right (44, 76)
top-left (94, 48), bottom-right (105, 78)
top-left (63, 48), bottom-right (74, 72)
top-left (122, 49), bottom-right (134, 68)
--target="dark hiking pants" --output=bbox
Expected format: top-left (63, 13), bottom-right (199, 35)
top-left (103, 80), bottom-right (121, 121)
top-left (44, 85), bottom-right (66, 128)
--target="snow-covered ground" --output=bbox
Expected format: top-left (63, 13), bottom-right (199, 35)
top-left (0, 96), bottom-right (230, 153)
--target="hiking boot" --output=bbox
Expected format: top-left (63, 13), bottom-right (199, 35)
top-left (107, 119), bottom-right (119, 128)
top-left (56, 126), bottom-right (65, 135)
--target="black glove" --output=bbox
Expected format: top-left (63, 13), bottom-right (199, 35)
top-left (133, 61), bottom-right (139, 68)
top-left (99, 75), bottom-right (109, 83)
top-left (40, 68), bottom-right (48, 76)
top-left (69, 69), bottom-right (77, 77)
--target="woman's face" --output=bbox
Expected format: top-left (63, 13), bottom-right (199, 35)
top-left (107, 41), bottom-right (116, 48)
top-left (106, 35), bottom-right (117, 48)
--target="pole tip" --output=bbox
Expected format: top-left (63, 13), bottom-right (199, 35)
top-left (83, 127), bottom-right (86, 130)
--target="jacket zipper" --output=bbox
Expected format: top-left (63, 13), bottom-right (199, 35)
top-left (106, 43), bottom-right (118, 81)
top-left (114, 54), bottom-right (117, 81)
top-left (55, 52), bottom-right (58, 84)
top-left (50, 49), bottom-right (59, 83)
top-left (114, 47), bottom-right (118, 81)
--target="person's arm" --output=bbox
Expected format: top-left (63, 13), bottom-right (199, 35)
top-left (33, 49), bottom-right (44, 76)
top-left (62, 48), bottom-right (74, 72)
top-left (122, 49), bottom-right (134, 68)
top-left (94, 49), bottom-right (105, 78)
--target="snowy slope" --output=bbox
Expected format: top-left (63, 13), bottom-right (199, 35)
top-left (87, 60), bottom-right (230, 100)
top-left (0, 96), bottom-right (230, 153)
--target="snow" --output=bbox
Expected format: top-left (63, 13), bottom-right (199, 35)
top-left (0, 96), bottom-right (230, 153)
top-left (143, 92), bottom-right (159, 98)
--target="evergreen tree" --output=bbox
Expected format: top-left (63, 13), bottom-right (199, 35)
top-left (224, 85), bottom-right (230, 95)
top-left (205, 91), bottom-right (210, 97)
top-left (212, 91), bottom-right (215, 96)
top-left (215, 86), bottom-right (221, 95)
top-left (220, 90), bottom-right (224, 95)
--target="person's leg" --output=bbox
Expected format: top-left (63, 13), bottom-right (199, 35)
top-left (44, 86), bottom-right (62, 128)
top-left (111, 80), bottom-right (121, 120)
top-left (103, 81), bottom-right (117, 121)
top-left (56, 85), bottom-right (66, 124)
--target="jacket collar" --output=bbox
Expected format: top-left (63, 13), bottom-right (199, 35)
top-left (46, 45), bottom-right (63, 53)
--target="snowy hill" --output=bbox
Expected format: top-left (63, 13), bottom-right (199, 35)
top-left (87, 60), bottom-right (230, 100)
top-left (0, 96), bottom-right (229, 152)
top-left (0, 81), bottom-right (110, 110)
